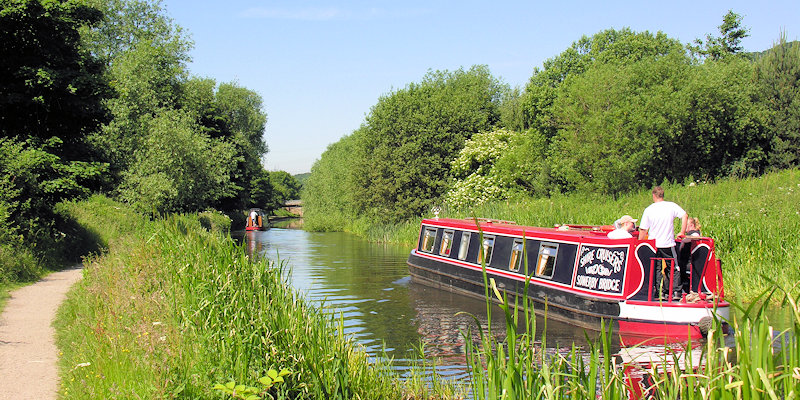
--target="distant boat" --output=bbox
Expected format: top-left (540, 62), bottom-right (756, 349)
top-left (245, 208), bottom-right (268, 231)
top-left (407, 217), bottom-right (729, 343)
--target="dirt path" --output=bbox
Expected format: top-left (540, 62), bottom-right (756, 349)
top-left (0, 266), bottom-right (84, 400)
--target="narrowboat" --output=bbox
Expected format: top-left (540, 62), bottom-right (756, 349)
top-left (407, 217), bottom-right (729, 341)
top-left (245, 208), bottom-right (268, 231)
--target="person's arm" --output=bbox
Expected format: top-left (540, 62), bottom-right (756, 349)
top-left (678, 212), bottom-right (688, 237)
top-left (638, 229), bottom-right (647, 240)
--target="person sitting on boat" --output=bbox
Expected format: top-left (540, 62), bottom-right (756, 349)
top-left (638, 186), bottom-right (688, 300)
top-left (678, 217), bottom-right (702, 293)
top-left (607, 215), bottom-right (638, 239)
top-left (685, 217), bottom-right (701, 237)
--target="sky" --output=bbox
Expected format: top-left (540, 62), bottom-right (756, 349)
top-left (162, 0), bottom-right (800, 175)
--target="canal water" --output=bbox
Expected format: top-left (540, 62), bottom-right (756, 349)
top-left (239, 225), bottom-right (606, 378)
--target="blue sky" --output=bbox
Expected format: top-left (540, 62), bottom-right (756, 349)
top-left (162, 0), bottom-right (799, 175)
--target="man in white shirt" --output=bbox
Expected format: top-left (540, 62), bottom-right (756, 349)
top-left (607, 215), bottom-right (637, 239)
top-left (638, 186), bottom-right (688, 300)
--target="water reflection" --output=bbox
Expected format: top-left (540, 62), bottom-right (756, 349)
top-left (235, 228), bottom-right (606, 368)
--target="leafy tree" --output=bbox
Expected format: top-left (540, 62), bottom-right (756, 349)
top-left (269, 171), bottom-right (301, 205)
top-left (667, 57), bottom-right (767, 179)
top-left (445, 128), bottom-right (518, 209)
top-left (84, 0), bottom-right (191, 178)
top-left (302, 132), bottom-right (362, 231)
top-left (690, 10), bottom-right (749, 60)
top-left (354, 66), bottom-right (505, 221)
top-left (754, 34), bottom-right (800, 169)
top-left (117, 109), bottom-right (236, 214)
top-left (519, 28), bottom-right (684, 137)
top-left (0, 0), bottom-right (110, 160)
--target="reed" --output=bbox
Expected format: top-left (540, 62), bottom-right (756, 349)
top-left (461, 262), bottom-right (800, 398)
top-left (55, 196), bottom-right (459, 399)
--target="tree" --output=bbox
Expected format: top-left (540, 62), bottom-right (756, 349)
top-left (117, 109), bottom-right (237, 214)
top-left (754, 34), bottom-right (800, 169)
top-left (353, 66), bottom-right (505, 221)
top-left (84, 0), bottom-right (191, 178)
top-left (444, 128), bottom-right (518, 209)
top-left (691, 10), bottom-right (749, 60)
top-left (519, 28), bottom-right (684, 137)
top-left (269, 171), bottom-right (301, 205)
top-left (302, 132), bottom-right (362, 231)
top-left (0, 0), bottom-right (110, 160)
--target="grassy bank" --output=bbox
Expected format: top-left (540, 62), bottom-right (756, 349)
top-left (340, 169), bottom-right (800, 303)
top-left (55, 195), bottom-right (458, 399)
top-left (0, 201), bottom-right (104, 313)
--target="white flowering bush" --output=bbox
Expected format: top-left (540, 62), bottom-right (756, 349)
top-left (445, 173), bottom-right (511, 209)
top-left (445, 129), bottom-right (518, 209)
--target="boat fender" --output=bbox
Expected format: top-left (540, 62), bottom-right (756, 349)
top-left (698, 316), bottom-right (713, 337)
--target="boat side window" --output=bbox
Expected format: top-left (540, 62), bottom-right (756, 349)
top-left (421, 228), bottom-right (437, 253)
top-left (509, 239), bottom-right (524, 272)
top-left (477, 235), bottom-right (495, 266)
top-left (536, 243), bottom-right (558, 278)
top-left (440, 230), bottom-right (455, 256)
top-left (458, 232), bottom-right (471, 260)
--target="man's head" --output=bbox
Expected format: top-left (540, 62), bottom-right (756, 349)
top-left (652, 186), bottom-right (665, 201)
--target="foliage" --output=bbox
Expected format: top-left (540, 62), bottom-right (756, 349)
top-left (0, 0), bottom-right (110, 160)
top-left (690, 10), bottom-right (750, 60)
top-left (213, 369), bottom-right (290, 400)
top-left (268, 171), bottom-right (301, 206)
top-left (117, 109), bottom-right (237, 214)
top-left (518, 28), bottom-right (684, 136)
top-left (302, 132), bottom-right (361, 231)
top-left (352, 65), bottom-right (506, 222)
top-left (55, 196), bottom-right (454, 399)
top-left (445, 128), bottom-right (518, 208)
top-left (754, 34), bottom-right (800, 169)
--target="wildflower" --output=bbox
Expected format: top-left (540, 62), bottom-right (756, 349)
top-left (76, 362), bottom-right (91, 368)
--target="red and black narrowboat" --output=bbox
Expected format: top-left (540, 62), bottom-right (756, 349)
top-left (407, 217), bottom-right (729, 342)
top-left (245, 208), bottom-right (268, 231)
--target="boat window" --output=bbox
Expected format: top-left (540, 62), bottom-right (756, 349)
top-left (421, 228), bottom-right (437, 253)
top-left (477, 235), bottom-right (495, 266)
top-left (509, 239), bottom-right (524, 272)
top-left (439, 230), bottom-right (454, 256)
top-left (536, 243), bottom-right (558, 278)
top-left (458, 232), bottom-right (471, 260)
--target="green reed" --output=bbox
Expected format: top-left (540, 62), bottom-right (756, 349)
top-left (461, 223), bottom-right (800, 399)
top-left (55, 196), bottom-right (459, 399)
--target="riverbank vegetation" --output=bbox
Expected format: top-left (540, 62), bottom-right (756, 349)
top-left (55, 195), bottom-right (460, 399)
top-left (461, 262), bottom-right (800, 399)
top-left (302, 12), bottom-right (800, 303)
top-left (0, 0), bottom-right (299, 299)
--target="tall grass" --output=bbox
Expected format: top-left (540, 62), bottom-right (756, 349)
top-left (461, 230), bottom-right (800, 399)
top-left (55, 196), bottom-right (460, 399)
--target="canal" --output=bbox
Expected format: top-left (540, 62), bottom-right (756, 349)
top-left (239, 225), bottom-right (608, 378)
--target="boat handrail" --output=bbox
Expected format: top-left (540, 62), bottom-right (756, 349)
top-left (468, 217), bottom-right (517, 225)
top-left (555, 224), bottom-right (613, 231)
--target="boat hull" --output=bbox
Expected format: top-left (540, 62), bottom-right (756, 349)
top-left (408, 244), bottom-right (729, 345)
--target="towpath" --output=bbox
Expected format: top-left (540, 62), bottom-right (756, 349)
top-left (0, 266), bottom-right (83, 400)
